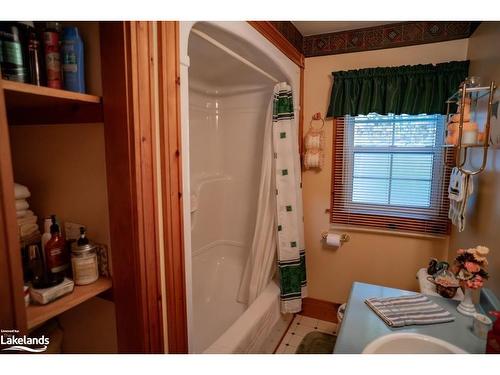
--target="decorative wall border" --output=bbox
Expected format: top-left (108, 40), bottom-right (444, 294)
top-left (302, 21), bottom-right (480, 58)
top-left (270, 21), bottom-right (304, 54)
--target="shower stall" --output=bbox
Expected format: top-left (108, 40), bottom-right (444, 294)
top-left (179, 22), bottom-right (301, 353)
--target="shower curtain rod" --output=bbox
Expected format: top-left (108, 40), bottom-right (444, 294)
top-left (191, 28), bottom-right (280, 84)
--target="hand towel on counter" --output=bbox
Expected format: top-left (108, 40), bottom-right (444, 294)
top-left (365, 293), bottom-right (455, 327)
top-left (17, 214), bottom-right (37, 226)
top-left (14, 183), bottom-right (31, 200)
top-left (15, 199), bottom-right (29, 211)
top-left (19, 223), bottom-right (39, 237)
top-left (16, 209), bottom-right (34, 218)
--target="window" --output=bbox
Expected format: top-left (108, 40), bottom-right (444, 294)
top-left (331, 113), bottom-right (452, 235)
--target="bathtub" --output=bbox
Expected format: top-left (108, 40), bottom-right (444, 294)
top-left (204, 279), bottom-right (291, 354)
top-left (192, 240), bottom-right (291, 353)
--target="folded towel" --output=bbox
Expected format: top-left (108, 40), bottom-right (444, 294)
top-left (365, 294), bottom-right (455, 327)
top-left (15, 199), bottom-right (29, 211)
top-left (20, 230), bottom-right (41, 247)
top-left (14, 183), bottom-right (31, 200)
top-left (19, 223), bottom-right (39, 237)
top-left (17, 215), bottom-right (37, 227)
top-left (16, 209), bottom-right (34, 219)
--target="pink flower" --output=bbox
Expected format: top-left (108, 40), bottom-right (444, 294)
top-left (457, 249), bottom-right (465, 255)
top-left (465, 262), bottom-right (480, 273)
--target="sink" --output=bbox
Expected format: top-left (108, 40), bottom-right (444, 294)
top-left (362, 333), bottom-right (467, 354)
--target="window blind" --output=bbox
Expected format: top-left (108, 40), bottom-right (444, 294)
top-left (331, 114), bottom-right (454, 235)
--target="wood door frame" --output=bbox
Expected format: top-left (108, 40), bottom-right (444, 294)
top-left (157, 21), bottom-right (188, 354)
top-left (100, 21), bottom-right (163, 353)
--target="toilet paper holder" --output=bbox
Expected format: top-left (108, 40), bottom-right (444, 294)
top-left (321, 231), bottom-right (350, 244)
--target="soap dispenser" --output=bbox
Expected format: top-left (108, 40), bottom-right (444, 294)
top-left (486, 311), bottom-right (500, 354)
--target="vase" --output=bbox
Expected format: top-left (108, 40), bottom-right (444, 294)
top-left (457, 287), bottom-right (476, 316)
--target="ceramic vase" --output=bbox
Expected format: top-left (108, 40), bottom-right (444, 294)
top-left (457, 287), bottom-right (476, 316)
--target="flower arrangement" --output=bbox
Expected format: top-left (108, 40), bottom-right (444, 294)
top-left (453, 246), bottom-right (489, 289)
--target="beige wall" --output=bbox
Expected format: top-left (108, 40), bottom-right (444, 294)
top-left (303, 39), bottom-right (469, 303)
top-left (448, 22), bottom-right (500, 298)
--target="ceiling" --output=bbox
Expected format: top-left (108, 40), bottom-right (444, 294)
top-left (292, 21), bottom-right (396, 36)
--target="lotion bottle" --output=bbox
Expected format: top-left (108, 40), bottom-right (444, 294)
top-left (44, 215), bottom-right (67, 284)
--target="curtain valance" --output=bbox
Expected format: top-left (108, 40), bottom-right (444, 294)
top-left (327, 60), bottom-right (469, 117)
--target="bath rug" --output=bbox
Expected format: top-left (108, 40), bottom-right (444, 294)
top-left (295, 331), bottom-right (337, 354)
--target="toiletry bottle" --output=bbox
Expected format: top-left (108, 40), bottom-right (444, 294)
top-left (28, 244), bottom-right (45, 288)
top-left (0, 22), bottom-right (27, 82)
top-left (486, 311), bottom-right (500, 354)
top-left (26, 25), bottom-right (45, 85)
top-left (43, 22), bottom-right (62, 89)
top-left (41, 217), bottom-right (52, 255)
top-left (61, 27), bottom-right (85, 93)
top-left (44, 215), bottom-right (67, 284)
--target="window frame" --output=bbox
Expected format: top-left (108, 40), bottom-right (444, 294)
top-left (330, 114), bottom-right (453, 235)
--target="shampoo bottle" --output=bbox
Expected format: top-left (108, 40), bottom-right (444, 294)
top-left (61, 27), bottom-right (85, 93)
top-left (487, 311), bottom-right (500, 354)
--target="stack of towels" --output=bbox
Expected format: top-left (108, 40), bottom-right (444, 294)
top-left (448, 167), bottom-right (473, 232)
top-left (15, 183), bottom-right (40, 246)
top-left (365, 294), bottom-right (455, 327)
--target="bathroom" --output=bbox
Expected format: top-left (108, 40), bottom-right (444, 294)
top-left (1, 1), bottom-right (500, 373)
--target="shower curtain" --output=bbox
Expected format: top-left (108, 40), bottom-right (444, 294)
top-left (238, 82), bottom-right (307, 314)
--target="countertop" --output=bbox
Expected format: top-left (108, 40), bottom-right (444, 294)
top-left (334, 282), bottom-right (487, 354)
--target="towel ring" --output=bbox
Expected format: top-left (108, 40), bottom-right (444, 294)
top-left (309, 118), bottom-right (325, 131)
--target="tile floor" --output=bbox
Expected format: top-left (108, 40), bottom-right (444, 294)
top-left (275, 314), bottom-right (338, 354)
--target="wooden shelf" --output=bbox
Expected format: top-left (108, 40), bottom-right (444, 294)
top-left (1, 80), bottom-right (103, 125)
top-left (26, 277), bottom-right (112, 330)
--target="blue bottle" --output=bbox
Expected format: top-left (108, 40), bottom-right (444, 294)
top-left (61, 27), bottom-right (85, 93)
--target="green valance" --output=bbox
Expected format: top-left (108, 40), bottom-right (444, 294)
top-left (326, 60), bottom-right (469, 117)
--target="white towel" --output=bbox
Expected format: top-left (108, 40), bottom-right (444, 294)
top-left (17, 215), bottom-right (37, 227)
top-left (448, 167), bottom-right (473, 232)
top-left (19, 223), bottom-right (39, 237)
top-left (15, 199), bottom-right (29, 211)
top-left (16, 209), bottom-right (34, 218)
top-left (14, 183), bottom-right (31, 200)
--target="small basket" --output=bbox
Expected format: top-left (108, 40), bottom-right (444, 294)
top-left (427, 275), bottom-right (459, 299)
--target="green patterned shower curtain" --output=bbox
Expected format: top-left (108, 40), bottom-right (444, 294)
top-left (272, 83), bottom-right (307, 313)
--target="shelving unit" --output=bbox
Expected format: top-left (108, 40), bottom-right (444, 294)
top-left (2, 79), bottom-right (103, 125)
top-left (26, 278), bottom-right (112, 330)
top-left (444, 80), bottom-right (497, 175)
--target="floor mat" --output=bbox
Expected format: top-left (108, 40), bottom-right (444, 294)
top-left (295, 331), bottom-right (337, 354)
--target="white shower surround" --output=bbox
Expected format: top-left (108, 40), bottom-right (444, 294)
top-left (180, 21), bottom-right (301, 353)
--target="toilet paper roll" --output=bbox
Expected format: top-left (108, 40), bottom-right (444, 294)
top-left (326, 233), bottom-right (342, 247)
top-left (304, 151), bottom-right (321, 169)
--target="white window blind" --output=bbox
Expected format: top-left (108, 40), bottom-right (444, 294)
top-left (331, 113), bottom-right (453, 235)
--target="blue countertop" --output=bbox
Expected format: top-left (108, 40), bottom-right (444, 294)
top-left (334, 282), bottom-right (487, 354)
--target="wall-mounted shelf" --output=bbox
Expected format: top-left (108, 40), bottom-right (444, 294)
top-left (1, 80), bottom-right (103, 125)
top-left (26, 277), bottom-right (112, 330)
top-left (444, 80), bottom-right (496, 175)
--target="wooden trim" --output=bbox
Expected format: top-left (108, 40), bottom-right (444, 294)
top-left (0, 80), bottom-right (27, 333)
top-left (99, 21), bottom-right (163, 353)
top-left (157, 21), bottom-right (188, 353)
top-left (301, 298), bottom-right (341, 323)
top-left (299, 66), bottom-right (304, 157)
top-left (248, 21), bottom-right (304, 68)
